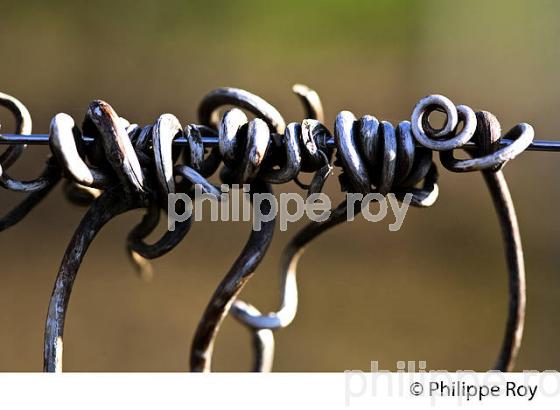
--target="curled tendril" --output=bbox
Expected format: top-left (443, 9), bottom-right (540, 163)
top-left (411, 100), bottom-right (531, 370)
top-left (189, 85), bottom-right (335, 371)
top-left (0, 85), bottom-right (533, 372)
top-left (0, 92), bottom-right (61, 231)
top-left (229, 105), bottom-right (440, 371)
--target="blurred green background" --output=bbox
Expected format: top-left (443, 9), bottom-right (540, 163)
top-left (1, 0), bottom-right (560, 371)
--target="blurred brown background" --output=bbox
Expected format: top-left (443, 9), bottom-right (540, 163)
top-left (1, 0), bottom-right (559, 371)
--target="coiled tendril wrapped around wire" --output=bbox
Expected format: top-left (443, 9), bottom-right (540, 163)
top-left (227, 110), bottom-right (441, 370)
top-left (226, 93), bottom-right (533, 373)
top-left (0, 85), bottom-right (534, 373)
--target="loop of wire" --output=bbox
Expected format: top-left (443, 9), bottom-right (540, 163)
top-left (0, 85), bottom-right (534, 372)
